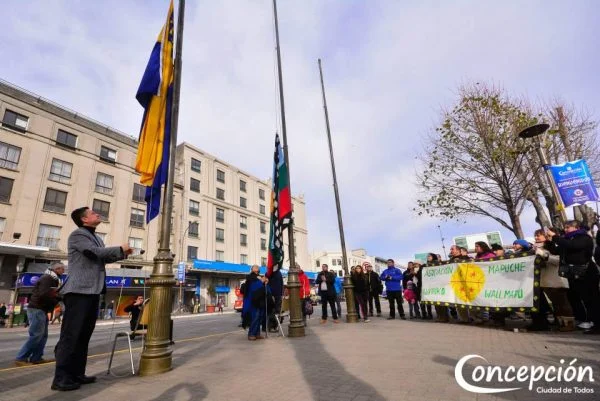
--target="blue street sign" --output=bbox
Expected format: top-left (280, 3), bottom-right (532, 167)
top-left (549, 159), bottom-right (599, 207)
top-left (177, 262), bottom-right (186, 281)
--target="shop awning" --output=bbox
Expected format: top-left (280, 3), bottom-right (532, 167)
top-left (0, 242), bottom-right (49, 257)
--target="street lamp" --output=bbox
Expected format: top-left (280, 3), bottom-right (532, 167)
top-left (177, 220), bottom-right (199, 312)
top-left (518, 123), bottom-right (567, 225)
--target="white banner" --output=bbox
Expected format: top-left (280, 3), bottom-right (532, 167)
top-left (420, 256), bottom-right (537, 308)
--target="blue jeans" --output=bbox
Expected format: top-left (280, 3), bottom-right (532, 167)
top-left (16, 308), bottom-right (48, 362)
top-left (248, 307), bottom-right (264, 337)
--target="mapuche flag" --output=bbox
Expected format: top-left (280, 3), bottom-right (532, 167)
top-left (266, 133), bottom-right (293, 277)
top-left (134, 0), bottom-right (174, 222)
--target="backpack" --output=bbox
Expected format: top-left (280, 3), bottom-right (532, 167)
top-left (303, 298), bottom-right (313, 316)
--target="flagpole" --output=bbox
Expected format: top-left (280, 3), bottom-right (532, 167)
top-left (318, 59), bottom-right (358, 323)
top-left (139, 0), bottom-right (185, 376)
top-left (272, 0), bottom-right (304, 337)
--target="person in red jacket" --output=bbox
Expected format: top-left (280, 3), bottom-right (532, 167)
top-left (298, 266), bottom-right (311, 326)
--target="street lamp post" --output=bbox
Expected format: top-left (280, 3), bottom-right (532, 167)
top-left (518, 123), bottom-right (568, 225)
top-left (177, 220), bottom-right (198, 312)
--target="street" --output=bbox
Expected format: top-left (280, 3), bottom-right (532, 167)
top-left (0, 312), bottom-right (241, 370)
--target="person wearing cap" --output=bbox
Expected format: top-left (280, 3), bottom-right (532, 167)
top-left (512, 239), bottom-right (533, 253)
top-left (15, 262), bottom-right (65, 367)
top-left (364, 262), bottom-right (382, 317)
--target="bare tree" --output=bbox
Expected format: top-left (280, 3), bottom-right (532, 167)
top-left (415, 84), bottom-right (535, 238)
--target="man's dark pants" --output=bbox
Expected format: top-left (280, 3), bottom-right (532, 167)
top-left (54, 293), bottom-right (99, 385)
top-left (387, 291), bottom-right (405, 318)
top-left (321, 294), bottom-right (338, 320)
top-left (368, 291), bottom-right (381, 315)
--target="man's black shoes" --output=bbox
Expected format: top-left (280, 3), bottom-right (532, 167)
top-left (76, 375), bottom-right (97, 384)
top-left (51, 382), bottom-right (81, 391)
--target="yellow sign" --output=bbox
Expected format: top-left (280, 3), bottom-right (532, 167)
top-left (450, 263), bottom-right (486, 303)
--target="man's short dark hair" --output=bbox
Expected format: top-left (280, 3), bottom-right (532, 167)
top-left (565, 220), bottom-right (581, 229)
top-left (71, 207), bottom-right (89, 227)
top-left (387, 259), bottom-right (394, 263)
top-left (491, 243), bottom-right (503, 251)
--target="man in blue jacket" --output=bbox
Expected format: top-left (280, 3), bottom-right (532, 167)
top-left (380, 259), bottom-right (406, 320)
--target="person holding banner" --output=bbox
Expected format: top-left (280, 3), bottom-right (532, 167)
top-left (533, 229), bottom-right (574, 332)
top-left (546, 221), bottom-right (600, 335)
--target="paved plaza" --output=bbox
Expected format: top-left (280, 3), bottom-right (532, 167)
top-left (0, 309), bottom-right (599, 401)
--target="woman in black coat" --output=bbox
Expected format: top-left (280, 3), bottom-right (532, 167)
top-left (351, 265), bottom-right (370, 322)
top-left (547, 221), bottom-right (600, 334)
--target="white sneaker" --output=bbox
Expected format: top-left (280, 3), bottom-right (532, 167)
top-left (364, 319), bottom-right (371, 323)
top-left (578, 321), bottom-right (593, 329)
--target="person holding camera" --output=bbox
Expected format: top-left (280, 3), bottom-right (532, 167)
top-left (546, 221), bottom-right (600, 334)
top-left (380, 259), bottom-right (406, 320)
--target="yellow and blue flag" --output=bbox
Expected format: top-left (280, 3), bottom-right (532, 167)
top-left (135, 0), bottom-right (174, 222)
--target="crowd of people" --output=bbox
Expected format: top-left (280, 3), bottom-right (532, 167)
top-left (239, 220), bottom-right (600, 339)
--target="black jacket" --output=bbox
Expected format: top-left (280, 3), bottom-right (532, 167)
top-left (365, 271), bottom-right (382, 293)
top-left (315, 271), bottom-right (337, 296)
top-left (402, 270), bottom-right (415, 290)
top-left (351, 272), bottom-right (368, 294)
top-left (595, 230), bottom-right (600, 267)
top-left (28, 274), bottom-right (60, 313)
top-left (546, 232), bottom-right (598, 278)
top-left (124, 303), bottom-right (143, 328)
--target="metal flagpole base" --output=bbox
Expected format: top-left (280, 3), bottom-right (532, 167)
top-left (139, 249), bottom-right (176, 376)
top-left (286, 268), bottom-right (305, 337)
top-left (343, 276), bottom-right (358, 323)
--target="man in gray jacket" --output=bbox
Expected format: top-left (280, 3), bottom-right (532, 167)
top-left (52, 207), bottom-right (132, 391)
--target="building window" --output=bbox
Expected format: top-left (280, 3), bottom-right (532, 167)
top-left (2, 109), bottom-right (28, 131)
top-left (49, 159), bottom-right (72, 183)
top-left (216, 188), bottom-right (225, 200)
top-left (189, 200), bottom-right (199, 216)
top-left (259, 188), bottom-right (265, 200)
top-left (240, 254), bottom-right (248, 264)
top-left (337, 259), bottom-right (342, 266)
top-left (92, 199), bottom-right (110, 221)
top-left (260, 221), bottom-right (266, 234)
top-left (240, 197), bottom-right (247, 209)
top-left (0, 142), bottom-right (21, 170)
top-left (261, 238), bottom-right (266, 251)
top-left (216, 228), bottom-right (225, 242)
top-left (240, 215), bottom-right (247, 229)
top-left (261, 257), bottom-right (267, 267)
top-left (132, 183), bottom-right (145, 202)
top-left (240, 233), bottom-right (247, 246)
top-left (259, 204), bottom-right (266, 215)
top-left (56, 129), bottom-right (77, 149)
top-left (215, 250), bottom-right (224, 262)
top-left (216, 207), bottom-right (224, 223)
top-left (130, 208), bottom-right (144, 228)
top-left (43, 188), bottom-right (67, 213)
top-left (240, 180), bottom-right (246, 192)
top-left (315, 259), bottom-right (320, 267)
top-left (0, 177), bottom-right (14, 202)
top-left (0, 217), bottom-right (5, 240)
top-left (187, 246), bottom-right (198, 261)
top-left (190, 178), bottom-right (200, 193)
top-left (188, 221), bottom-right (199, 237)
top-left (332, 259), bottom-right (337, 266)
top-left (338, 271), bottom-right (344, 277)
top-left (99, 145), bottom-right (117, 163)
top-left (37, 224), bottom-right (61, 249)
top-left (217, 169), bottom-right (225, 183)
top-left (95, 173), bottom-right (114, 194)
top-left (128, 237), bottom-right (143, 251)
top-left (191, 158), bottom-right (201, 173)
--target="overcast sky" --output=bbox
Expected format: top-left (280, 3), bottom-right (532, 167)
top-left (1, 0), bottom-right (598, 263)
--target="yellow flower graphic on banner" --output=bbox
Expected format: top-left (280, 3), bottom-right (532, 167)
top-left (450, 263), bottom-right (486, 303)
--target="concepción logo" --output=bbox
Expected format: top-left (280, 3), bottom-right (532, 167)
top-left (455, 354), bottom-right (595, 395)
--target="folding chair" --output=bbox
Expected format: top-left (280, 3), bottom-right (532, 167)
top-left (274, 297), bottom-right (289, 337)
top-left (107, 299), bottom-right (150, 376)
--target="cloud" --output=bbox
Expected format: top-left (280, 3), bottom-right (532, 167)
top-left (1, 0), bottom-right (598, 261)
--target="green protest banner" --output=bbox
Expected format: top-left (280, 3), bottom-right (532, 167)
top-left (420, 254), bottom-right (542, 312)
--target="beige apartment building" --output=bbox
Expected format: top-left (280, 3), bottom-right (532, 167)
top-left (0, 80), bottom-right (309, 321)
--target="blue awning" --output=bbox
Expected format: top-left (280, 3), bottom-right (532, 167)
top-left (192, 259), bottom-right (266, 275)
top-left (215, 286), bottom-right (230, 293)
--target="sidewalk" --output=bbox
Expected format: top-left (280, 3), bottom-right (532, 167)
top-left (0, 314), bottom-right (598, 401)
